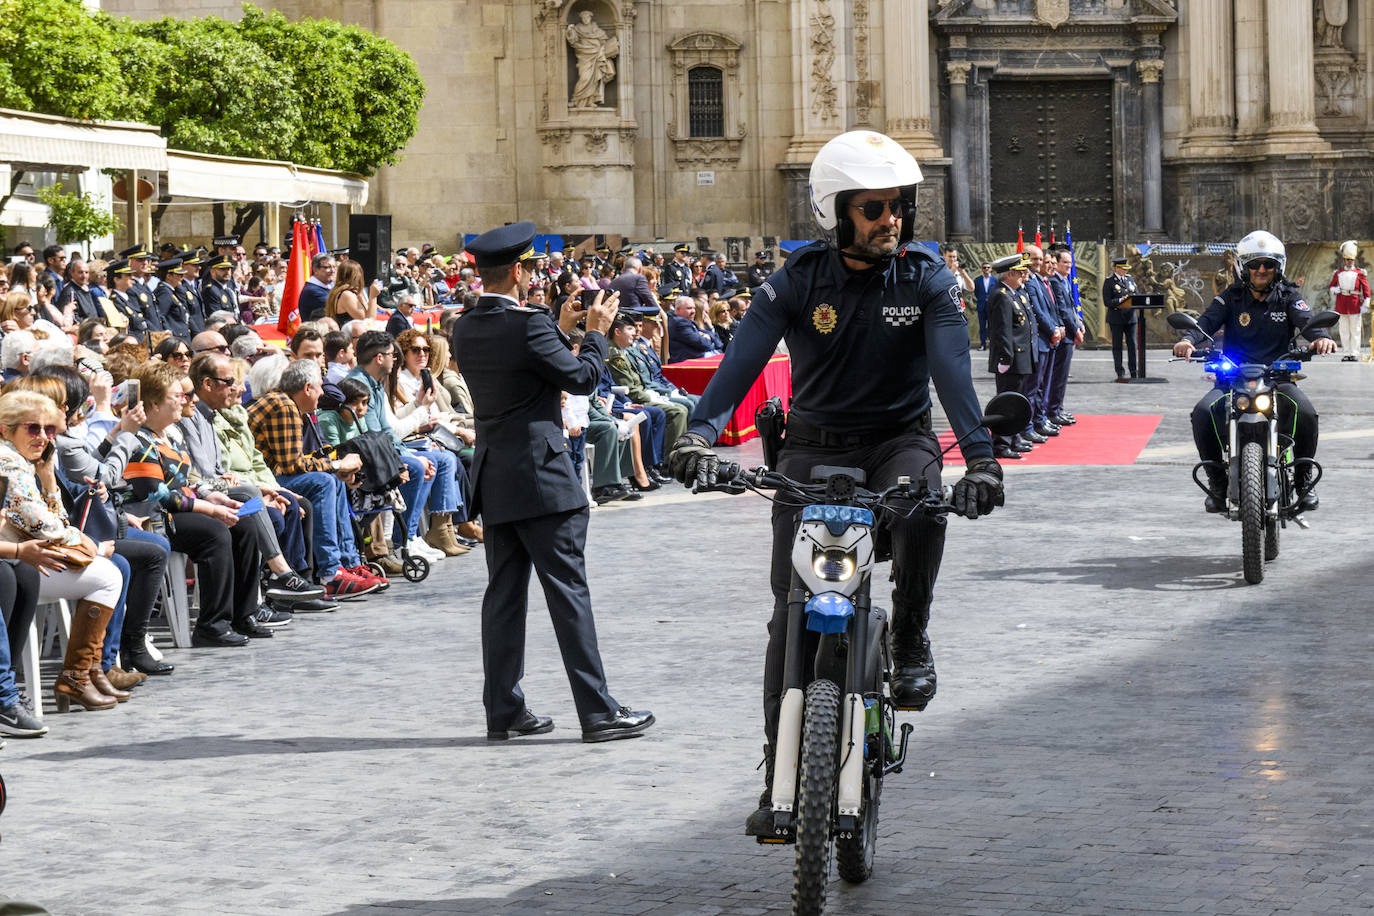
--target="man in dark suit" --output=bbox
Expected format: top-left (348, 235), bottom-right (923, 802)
top-left (453, 221), bottom-right (654, 745)
top-left (973, 261), bottom-right (996, 350)
top-left (1021, 245), bottom-right (1061, 439)
top-left (1102, 257), bottom-right (1139, 380)
top-left (607, 257), bottom-right (656, 311)
top-left (1045, 247), bottom-right (1081, 425)
top-left (298, 252), bottom-right (336, 322)
top-left (700, 252), bottom-right (737, 297)
top-left (986, 253), bottom-right (1035, 459)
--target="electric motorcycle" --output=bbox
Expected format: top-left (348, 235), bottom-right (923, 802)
top-left (1167, 309), bottom-right (1339, 584)
top-left (700, 392), bottom-right (1030, 916)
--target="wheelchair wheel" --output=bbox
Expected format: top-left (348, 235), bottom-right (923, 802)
top-left (367, 562), bottom-right (386, 579)
top-left (402, 554), bottom-right (430, 582)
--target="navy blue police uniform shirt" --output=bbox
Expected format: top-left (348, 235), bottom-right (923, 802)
top-left (1187, 282), bottom-right (1331, 366)
top-left (686, 241), bottom-right (993, 460)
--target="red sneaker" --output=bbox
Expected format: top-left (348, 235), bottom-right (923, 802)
top-left (325, 568), bottom-right (379, 600)
top-left (348, 565), bottom-right (389, 591)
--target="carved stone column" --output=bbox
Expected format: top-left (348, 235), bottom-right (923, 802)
top-left (1178, 0), bottom-right (1234, 154)
top-left (947, 60), bottom-right (972, 239)
top-left (1138, 59), bottom-right (1164, 235)
top-left (883, 0), bottom-right (941, 156)
top-left (1262, 0), bottom-right (1328, 151)
top-left (784, 0), bottom-right (849, 163)
top-left (1233, 0), bottom-right (1268, 139)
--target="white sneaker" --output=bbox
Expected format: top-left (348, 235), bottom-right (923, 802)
top-left (407, 539), bottom-right (446, 562)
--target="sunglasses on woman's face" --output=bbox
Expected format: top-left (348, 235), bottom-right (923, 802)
top-left (21, 423), bottom-right (57, 439)
top-left (408, 346), bottom-right (430, 355)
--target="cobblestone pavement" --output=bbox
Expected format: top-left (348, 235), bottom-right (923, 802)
top-left (3, 350), bottom-right (1374, 915)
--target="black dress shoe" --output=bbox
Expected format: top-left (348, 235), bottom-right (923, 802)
top-left (191, 628), bottom-right (249, 648)
top-left (487, 709), bottom-right (555, 740)
top-left (582, 706), bottom-right (655, 743)
top-left (1012, 439), bottom-right (1033, 453)
top-left (1022, 431), bottom-right (1047, 444)
top-left (993, 445), bottom-right (1024, 460)
top-left (1034, 424), bottom-right (1060, 437)
top-left (1050, 413), bottom-right (1076, 426)
top-left (123, 650), bottom-right (174, 675)
top-left (231, 622), bottom-right (274, 639)
top-left (629, 477), bottom-right (661, 492)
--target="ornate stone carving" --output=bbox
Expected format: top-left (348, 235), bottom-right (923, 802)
top-left (540, 128), bottom-right (573, 152)
top-left (887, 117), bottom-right (933, 133)
top-left (1279, 182), bottom-right (1319, 235)
top-left (584, 130), bottom-right (609, 154)
top-left (853, 0), bottom-right (872, 126)
top-left (1195, 189), bottom-right (1231, 241)
top-left (567, 12), bottom-right (620, 110)
top-left (666, 31), bottom-right (746, 164)
top-left (1315, 45), bottom-right (1360, 118)
top-left (1034, 0), bottom-right (1070, 28)
top-left (667, 136), bottom-right (746, 166)
top-left (809, 0), bottom-right (838, 122)
top-left (534, 0), bottom-right (563, 26)
top-left (1136, 59), bottom-right (1164, 84)
top-left (946, 61), bottom-right (972, 85)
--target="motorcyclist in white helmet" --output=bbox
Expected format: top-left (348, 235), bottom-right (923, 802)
top-left (666, 130), bottom-right (1005, 836)
top-left (1173, 230), bottom-right (1336, 512)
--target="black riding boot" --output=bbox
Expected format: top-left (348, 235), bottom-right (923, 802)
top-left (1204, 467), bottom-right (1228, 514)
top-left (1295, 464), bottom-right (1319, 512)
top-left (890, 630), bottom-right (937, 710)
top-left (744, 744), bottom-right (776, 837)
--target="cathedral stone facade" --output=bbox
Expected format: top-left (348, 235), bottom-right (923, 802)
top-left (104, 0), bottom-right (1374, 247)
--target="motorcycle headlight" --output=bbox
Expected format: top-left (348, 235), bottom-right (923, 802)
top-left (1235, 394), bottom-right (1250, 410)
top-left (812, 548), bottom-right (856, 582)
top-left (1253, 393), bottom-right (1272, 412)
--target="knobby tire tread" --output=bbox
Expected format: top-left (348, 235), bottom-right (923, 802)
top-left (1240, 441), bottom-right (1265, 584)
top-left (792, 679), bottom-right (841, 916)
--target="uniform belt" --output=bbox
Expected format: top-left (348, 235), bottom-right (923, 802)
top-left (785, 412), bottom-right (931, 449)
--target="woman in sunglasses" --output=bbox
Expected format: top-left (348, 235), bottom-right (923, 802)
top-left (152, 336), bottom-right (193, 371)
top-left (0, 390), bottom-right (128, 712)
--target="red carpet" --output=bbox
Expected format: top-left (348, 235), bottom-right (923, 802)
top-left (939, 414), bottom-right (1163, 466)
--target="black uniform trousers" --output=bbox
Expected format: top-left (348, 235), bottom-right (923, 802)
top-left (994, 371), bottom-right (1027, 449)
top-left (1191, 382), bottom-right (1318, 463)
top-left (1019, 352), bottom-right (1042, 433)
top-left (169, 512), bottom-right (261, 636)
top-left (1110, 322), bottom-right (1138, 377)
top-left (480, 507), bottom-right (617, 731)
top-left (763, 426), bottom-right (946, 746)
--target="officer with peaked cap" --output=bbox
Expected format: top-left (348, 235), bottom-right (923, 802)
top-left (201, 253), bottom-right (239, 321)
top-left (154, 258), bottom-right (194, 341)
top-left (986, 253), bottom-right (1035, 459)
top-left (106, 260), bottom-right (148, 337)
top-left (177, 249), bottom-right (207, 331)
top-left (1102, 256), bottom-right (1139, 380)
top-left (452, 221), bottom-right (654, 745)
top-left (661, 243), bottom-right (693, 294)
top-left (120, 243), bottom-right (166, 333)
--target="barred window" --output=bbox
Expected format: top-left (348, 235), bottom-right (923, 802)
top-left (688, 67), bottom-right (725, 138)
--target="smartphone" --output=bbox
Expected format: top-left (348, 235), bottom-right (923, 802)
top-left (39, 442), bottom-right (54, 463)
top-left (112, 378), bottom-right (140, 408)
top-left (420, 367), bottom-right (434, 393)
top-left (579, 289), bottom-right (599, 310)
top-left (0, 475), bottom-right (9, 509)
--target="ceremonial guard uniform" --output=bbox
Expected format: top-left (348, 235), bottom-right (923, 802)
top-left (1328, 240), bottom-right (1370, 361)
top-left (986, 254), bottom-right (1035, 458)
top-left (452, 221), bottom-right (653, 744)
top-left (1102, 258), bottom-right (1139, 379)
top-left (177, 249), bottom-right (208, 334)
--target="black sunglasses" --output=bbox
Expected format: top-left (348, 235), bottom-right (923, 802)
top-left (1250, 259), bottom-right (1279, 271)
top-left (194, 345), bottom-right (230, 354)
top-left (851, 197), bottom-right (904, 221)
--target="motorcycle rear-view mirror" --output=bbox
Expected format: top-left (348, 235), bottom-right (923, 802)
top-left (981, 392), bottom-right (1032, 437)
top-left (1166, 311), bottom-right (1200, 332)
top-left (1301, 309), bottom-right (1340, 336)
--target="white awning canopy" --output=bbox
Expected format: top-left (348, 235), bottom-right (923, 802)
top-left (0, 107), bottom-right (167, 172)
top-left (165, 150), bottom-right (369, 207)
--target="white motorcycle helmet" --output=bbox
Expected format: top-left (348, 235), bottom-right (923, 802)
top-left (1236, 230), bottom-right (1287, 285)
top-left (1339, 239), bottom-right (1359, 261)
top-left (809, 130), bottom-right (923, 250)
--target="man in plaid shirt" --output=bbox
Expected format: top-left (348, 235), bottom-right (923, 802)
top-left (246, 359), bottom-right (385, 599)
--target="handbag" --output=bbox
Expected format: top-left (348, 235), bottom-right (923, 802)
top-left (0, 520), bottom-right (98, 568)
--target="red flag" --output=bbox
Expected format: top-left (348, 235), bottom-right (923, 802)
top-left (1035, 224), bottom-right (1042, 249)
top-left (307, 220), bottom-right (322, 259)
top-left (277, 220), bottom-right (308, 336)
top-left (1049, 223), bottom-right (1057, 245)
top-left (1016, 226), bottom-right (1024, 253)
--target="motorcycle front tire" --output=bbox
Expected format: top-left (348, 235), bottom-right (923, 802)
top-left (792, 678), bottom-right (841, 916)
top-left (1240, 441), bottom-right (1266, 584)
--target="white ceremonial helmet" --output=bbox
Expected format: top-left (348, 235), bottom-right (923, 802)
top-left (809, 131), bottom-right (923, 248)
top-left (1236, 230), bottom-right (1287, 281)
top-left (1339, 240), bottom-right (1359, 260)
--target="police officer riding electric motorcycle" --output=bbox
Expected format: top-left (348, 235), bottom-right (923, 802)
top-left (1172, 230), bottom-right (1336, 514)
top-left (666, 130), bottom-right (1006, 837)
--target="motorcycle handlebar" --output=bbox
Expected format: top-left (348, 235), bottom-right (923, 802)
top-left (694, 465), bottom-right (957, 514)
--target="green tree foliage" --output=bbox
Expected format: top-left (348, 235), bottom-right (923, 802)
top-left (237, 6), bottom-right (423, 175)
top-left (36, 184), bottom-right (120, 244)
top-left (0, 0), bottom-right (423, 176)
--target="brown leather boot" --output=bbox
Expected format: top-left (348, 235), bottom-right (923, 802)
top-left (106, 665), bottom-right (148, 688)
top-left (456, 520), bottom-right (484, 543)
top-left (53, 601), bottom-right (119, 712)
top-left (423, 517), bottom-right (470, 557)
top-left (89, 666), bottom-right (131, 702)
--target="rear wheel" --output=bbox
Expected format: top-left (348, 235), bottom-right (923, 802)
top-left (1264, 516), bottom-right (1280, 561)
top-left (792, 679), bottom-right (840, 916)
top-left (1240, 441), bottom-right (1265, 584)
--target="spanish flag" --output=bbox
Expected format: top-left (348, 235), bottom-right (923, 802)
top-left (276, 220), bottom-right (310, 336)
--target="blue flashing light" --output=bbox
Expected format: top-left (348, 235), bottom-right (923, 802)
top-left (1203, 358), bottom-right (1236, 375)
top-left (804, 592), bottom-right (855, 634)
top-left (802, 504), bottom-right (875, 537)
top-left (1273, 360), bottom-right (1302, 372)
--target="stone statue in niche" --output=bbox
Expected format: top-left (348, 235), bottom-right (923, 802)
top-left (1316, 0), bottom-right (1348, 48)
top-left (567, 11), bottom-right (619, 109)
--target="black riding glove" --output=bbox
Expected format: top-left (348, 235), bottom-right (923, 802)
top-left (951, 457), bottom-right (1004, 520)
top-left (668, 432), bottom-right (719, 488)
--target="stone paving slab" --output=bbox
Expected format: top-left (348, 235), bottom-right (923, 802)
top-left (2, 350), bottom-right (1374, 915)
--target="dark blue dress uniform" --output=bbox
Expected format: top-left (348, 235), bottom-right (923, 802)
top-left (154, 259), bottom-right (193, 341)
top-left (1102, 261), bottom-right (1139, 378)
top-left (986, 273), bottom-right (1034, 454)
top-left (452, 222), bottom-right (632, 736)
top-left (201, 276), bottom-right (238, 321)
top-left (1182, 280), bottom-right (1331, 466)
top-left (661, 250), bottom-right (694, 293)
top-left (685, 239), bottom-right (993, 744)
